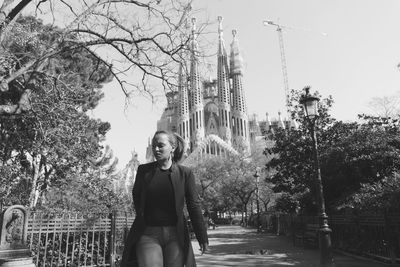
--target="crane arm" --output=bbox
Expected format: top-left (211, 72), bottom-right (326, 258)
top-left (276, 27), bottom-right (290, 116)
top-left (263, 20), bottom-right (290, 116)
top-left (263, 19), bottom-right (327, 118)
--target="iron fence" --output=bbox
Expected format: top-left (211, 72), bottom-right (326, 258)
top-left (329, 213), bottom-right (400, 264)
top-left (290, 213), bottom-right (400, 264)
top-left (27, 211), bottom-right (135, 267)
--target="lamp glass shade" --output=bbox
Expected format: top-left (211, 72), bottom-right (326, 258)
top-left (304, 97), bottom-right (319, 119)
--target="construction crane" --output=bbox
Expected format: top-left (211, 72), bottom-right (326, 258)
top-left (263, 19), bottom-right (327, 117)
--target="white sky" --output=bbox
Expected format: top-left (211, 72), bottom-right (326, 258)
top-left (92, 0), bottom-right (400, 168)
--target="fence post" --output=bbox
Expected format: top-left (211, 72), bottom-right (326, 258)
top-left (383, 211), bottom-right (396, 264)
top-left (109, 210), bottom-right (117, 267)
top-left (124, 212), bottom-right (129, 243)
top-left (276, 212), bottom-right (280, 235)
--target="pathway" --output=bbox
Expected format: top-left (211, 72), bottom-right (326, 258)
top-left (192, 225), bottom-right (390, 267)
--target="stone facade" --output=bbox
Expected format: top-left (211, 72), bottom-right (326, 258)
top-left (146, 17), bottom-right (298, 163)
top-left (147, 17), bottom-right (251, 162)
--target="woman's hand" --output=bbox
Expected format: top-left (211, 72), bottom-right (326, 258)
top-left (200, 243), bottom-right (209, 255)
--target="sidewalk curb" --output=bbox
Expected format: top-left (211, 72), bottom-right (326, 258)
top-left (333, 249), bottom-right (397, 266)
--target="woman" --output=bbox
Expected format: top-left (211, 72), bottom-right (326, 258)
top-left (121, 130), bottom-right (209, 267)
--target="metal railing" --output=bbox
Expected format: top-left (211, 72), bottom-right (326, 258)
top-left (329, 213), bottom-right (400, 264)
top-left (27, 211), bottom-right (135, 267)
top-left (291, 213), bottom-right (400, 264)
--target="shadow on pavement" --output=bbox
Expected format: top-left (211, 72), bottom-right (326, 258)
top-left (193, 225), bottom-right (390, 267)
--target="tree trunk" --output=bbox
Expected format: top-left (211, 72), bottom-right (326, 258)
top-left (29, 154), bottom-right (42, 208)
top-left (244, 204), bottom-right (248, 227)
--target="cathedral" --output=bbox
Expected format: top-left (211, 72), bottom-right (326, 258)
top-left (145, 17), bottom-right (296, 163)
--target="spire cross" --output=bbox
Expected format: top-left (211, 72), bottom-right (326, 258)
top-left (218, 16), bottom-right (223, 36)
top-left (232, 29), bottom-right (237, 38)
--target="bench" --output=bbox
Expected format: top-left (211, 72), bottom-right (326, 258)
top-left (294, 223), bottom-right (319, 248)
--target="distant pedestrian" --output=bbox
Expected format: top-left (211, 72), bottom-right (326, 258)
top-left (208, 218), bottom-right (217, 230)
top-left (121, 130), bottom-right (209, 267)
top-left (203, 211), bottom-right (209, 229)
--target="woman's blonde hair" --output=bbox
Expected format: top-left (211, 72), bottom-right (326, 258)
top-left (152, 130), bottom-right (185, 162)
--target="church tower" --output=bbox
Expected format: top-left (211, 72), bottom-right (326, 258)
top-left (230, 29), bottom-right (250, 150)
top-left (216, 16), bottom-right (232, 145)
top-left (177, 61), bottom-right (190, 150)
top-left (189, 18), bottom-right (205, 150)
top-left (148, 17), bottom-right (255, 164)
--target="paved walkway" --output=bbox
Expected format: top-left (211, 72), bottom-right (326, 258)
top-left (192, 225), bottom-right (391, 267)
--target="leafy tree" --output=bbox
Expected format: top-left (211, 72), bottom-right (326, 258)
top-left (0, 16), bottom-right (117, 211)
top-left (265, 87), bottom-right (335, 214)
top-left (266, 88), bottom-right (400, 214)
top-left (188, 139), bottom-right (277, 221)
top-left (192, 155), bottom-right (225, 212)
top-left (0, 0), bottom-right (200, 212)
top-left (273, 193), bottom-right (299, 213)
top-left (344, 172), bottom-right (400, 212)
top-left (217, 149), bottom-right (262, 225)
top-left (257, 178), bottom-right (275, 212)
top-left (320, 115), bottom-right (400, 209)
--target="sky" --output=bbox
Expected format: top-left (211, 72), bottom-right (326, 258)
top-left (92, 0), bottom-right (400, 168)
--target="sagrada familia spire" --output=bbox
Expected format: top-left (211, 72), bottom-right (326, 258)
top-left (150, 16), bottom-right (252, 162)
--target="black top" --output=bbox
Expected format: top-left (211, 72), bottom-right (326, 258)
top-left (144, 167), bottom-right (177, 226)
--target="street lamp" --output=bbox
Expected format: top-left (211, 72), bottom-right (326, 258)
top-left (254, 168), bottom-right (261, 233)
top-left (300, 86), bottom-right (334, 266)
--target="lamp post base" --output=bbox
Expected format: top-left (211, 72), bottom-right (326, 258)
top-left (319, 227), bottom-right (334, 266)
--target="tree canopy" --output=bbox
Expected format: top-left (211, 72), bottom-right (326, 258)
top-left (190, 140), bottom-right (276, 220)
top-left (1, 0), bottom-right (194, 116)
top-left (0, 15), bottom-right (122, 212)
top-left (0, 0), bottom-right (198, 212)
top-left (265, 88), bottom-right (400, 214)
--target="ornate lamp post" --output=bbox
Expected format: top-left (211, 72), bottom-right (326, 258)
top-left (254, 168), bottom-right (261, 233)
top-left (300, 87), bottom-right (334, 266)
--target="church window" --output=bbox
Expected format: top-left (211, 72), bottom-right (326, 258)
top-left (240, 119), bottom-right (243, 136)
top-left (225, 110), bottom-right (228, 127)
top-left (231, 117), bottom-right (234, 127)
top-left (196, 112), bottom-right (199, 129)
top-left (190, 118), bottom-right (192, 134)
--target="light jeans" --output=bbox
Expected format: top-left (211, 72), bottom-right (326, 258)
top-left (136, 226), bottom-right (184, 267)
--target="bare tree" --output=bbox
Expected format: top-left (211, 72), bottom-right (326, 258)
top-left (0, 0), bottom-right (195, 115)
top-left (367, 93), bottom-right (400, 118)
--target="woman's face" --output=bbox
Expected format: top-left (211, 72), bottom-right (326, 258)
top-left (152, 133), bottom-right (175, 162)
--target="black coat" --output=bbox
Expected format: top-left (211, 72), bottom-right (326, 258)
top-left (121, 161), bottom-right (208, 267)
